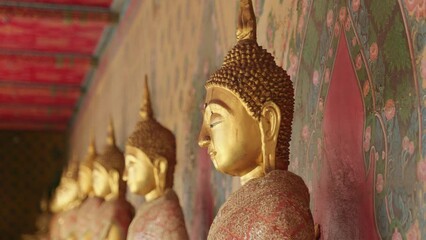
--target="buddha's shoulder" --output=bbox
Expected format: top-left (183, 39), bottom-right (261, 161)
top-left (209, 170), bottom-right (314, 240)
top-left (234, 170), bottom-right (310, 204)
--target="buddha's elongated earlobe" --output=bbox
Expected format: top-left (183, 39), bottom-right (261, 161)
top-left (259, 101), bottom-right (281, 173)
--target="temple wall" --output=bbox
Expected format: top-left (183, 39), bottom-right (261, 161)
top-left (70, 0), bottom-right (426, 239)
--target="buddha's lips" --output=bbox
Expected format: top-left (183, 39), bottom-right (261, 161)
top-left (208, 149), bottom-right (217, 159)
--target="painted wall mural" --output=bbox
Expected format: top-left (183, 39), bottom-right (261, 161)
top-left (70, 0), bottom-right (426, 239)
top-left (289, 0), bottom-right (425, 238)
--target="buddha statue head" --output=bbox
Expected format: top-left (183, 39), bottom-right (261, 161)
top-left (93, 120), bottom-right (126, 200)
top-left (198, 0), bottom-right (294, 184)
top-left (78, 136), bottom-right (97, 198)
top-left (124, 76), bottom-right (176, 201)
top-left (50, 161), bottom-right (80, 212)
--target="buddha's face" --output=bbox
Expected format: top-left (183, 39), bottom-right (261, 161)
top-left (78, 165), bottom-right (92, 195)
top-left (92, 162), bottom-right (111, 198)
top-left (51, 177), bottom-right (79, 212)
top-left (124, 148), bottom-right (156, 195)
top-left (198, 86), bottom-right (262, 176)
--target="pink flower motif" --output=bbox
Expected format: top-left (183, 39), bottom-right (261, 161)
top-left (302, 125), bottom-right (310, 143)
top-left (312, 70), bottom-right (320, 86)
top-left (408, 141), bottom-right (415, 155)
top-left (402, 136), bottom-right (410, 151)
top-left (352, 36), bottom-right (357, 46)
top-left (324, 68), bottom-right (331, 83)
top-left (405, 0), bottom-right (418, 13)
top-left (339, 7), bottom-right (347, 23)
top-left (352, 0), bottom-right (361, 12)
top-left (416, 1), bottom-right (425, 21)
top-left (328, 48), bottom-right (334, 58)
top-left (317, 138), bottom-right (323, 155)
top-left (334, 22), bottom-right (341, 37)
top-left (417, 158), bottom-right (426, 182)
top-left (392, 228), bottom-right (403, 240)
top-left (345, 17), bottom-right (351, 31)
top-left (406, 220), bottom-right (420, 240)
top-left (363, 81), bottom-right (370, 97)
top-left (376, 174), bottom-right (384, 193)
top-left (301, 0), bottom-right (309, 16)
top-left (384, 99), bottom-right (396, 121)
top-left (355, 53), bottom-right (363, 70)
top-left (318, 98), bottom-right (324, 112)
top-left (327, 10), bottom-right (334, 28)
top-left (370, 42), bottom-right (379, 61)
top-left (298, 15), bottom-right (305, 34)
top-left (288, 52), bottom-right (298, 77)
top-left (363, 126), bottom-right (371, 152)
top-left (365, 126), bottom-right (372, 139)
top-left (292, 157), bottom-right (299, 171)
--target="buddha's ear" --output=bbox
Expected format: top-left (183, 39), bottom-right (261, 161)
top-left (259, 101), bottom-right (281, 173)
top-left (108, 169), bottom-right (119, 197)
top-left (153, 157), bottom-right (168, 194)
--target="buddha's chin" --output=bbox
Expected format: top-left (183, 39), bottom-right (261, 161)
top-left (212, 158), bottom-right (219, 170)
top-left (212, 158), bottom-right (235, 176)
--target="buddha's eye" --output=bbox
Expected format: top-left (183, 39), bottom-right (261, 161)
top-left (209, 112), bottom-right (223, 128)
top-left (210, 121), bottom-right (222, 128)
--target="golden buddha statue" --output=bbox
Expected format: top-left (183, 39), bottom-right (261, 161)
top-left (21, 194), bottom-right (51, 240)
top-left (124, 76), bottom-right (189, 240)
top-left (198, 0), bottom-right (315, 239)
top-left (75, 136), bottom-right (104, 240)
top-left (49, 162), bottom-right (81, 240)
top-left (92, 120), bottom-right (134, 240)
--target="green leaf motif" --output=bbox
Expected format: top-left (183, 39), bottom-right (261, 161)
top-left (302, 20), bottom-right (319, 67)
top-left (370, 0), bottom-right (396, 30)
top-left (383, 16), bottom-right (410, 72)
top-left (396, 78), bottom-right (414, 127)
top-left (313, 0), bottom-right (327, 22)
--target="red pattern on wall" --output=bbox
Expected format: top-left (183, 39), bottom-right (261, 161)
top-left (13, 0), bottom-right (112, 7)
top-left (0, 0), bottom-right (115, 130)
top-left (317, 32), bottom-right (379, 239)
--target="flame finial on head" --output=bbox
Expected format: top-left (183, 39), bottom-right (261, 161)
top-left (140, 75), bottom-right (154, 120)
top-left (88, 132), bottom-right (96, 154)
top-left (237, 0), bottom-right (257, 42)
top-left (107, 118), bottom-right (116, 146)
top-left (81, 132), bottom-right (97, 169)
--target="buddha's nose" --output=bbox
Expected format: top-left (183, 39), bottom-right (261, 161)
top-left (198, 123), bottom-right (210, 148)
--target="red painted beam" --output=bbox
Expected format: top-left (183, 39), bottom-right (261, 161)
top-left (0, 53), bottom-right (93, 85)
top-left (0, 12), bottom-right (109, 53)
top-left (0, 82), bottom-right (81, 107)
top-left (11, 0), bottom-right (113, 8)
top-left (0, 121), bottom-right (67, 130)
top-left (0, 104), bottom-right (73, 117)
top-left (0, 4), bottom-right (118, 25)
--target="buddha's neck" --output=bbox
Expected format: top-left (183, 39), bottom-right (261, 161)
top-left (144, 188), bottom-right (163, 202)
top-left (240, 165), bottom-right (265, 185)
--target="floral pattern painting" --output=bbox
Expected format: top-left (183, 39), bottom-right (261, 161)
top-left (70, 0), bottom-right (426, 239)
top-left (287, 0), bottom-right (426, 239)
